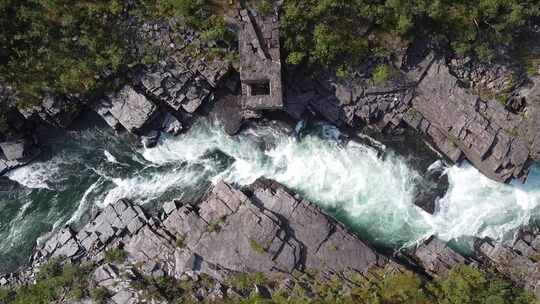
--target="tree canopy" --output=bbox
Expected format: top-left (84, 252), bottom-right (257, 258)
top-left (282, 0), bottom-right (540, 69)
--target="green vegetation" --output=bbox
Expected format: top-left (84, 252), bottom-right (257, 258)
top-left (176, 233), bottom-right (187, 248)
top-left (1, 260), bottom-right (538, 304)
top-left (0, 259), bottom-right (95, 304)
top-left (0, 0), bottom-right (235, 110)
top-left (249, 239), bottom-right (267, 254)
top-left (0, 0), bottom-right (135, 107)
top-left (104, 247), bottom-right (127, 264)
top-left (223, 265), bottom-right (538, 304)
top-left (89, 287), bottom-right (109, 304)
top-left (282, 0), bottom-right (540, 70)
top-left (207, 216), bottom-right (227, 233)
top-left (371, 64), bottom-right (396, 85)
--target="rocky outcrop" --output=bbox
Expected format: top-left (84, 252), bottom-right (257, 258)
top-left (7, 179), bottom-right (404, 300)
top-left (405, 236), bottom-right (476, 277)
top-left (0, 137), bottom-right (40, 175)
top-left (284, 48), bottom-right (539, 184)
top-left (18, 95), bottom-right (82, 128)
top-left (94, 86), bottom-right (158, 134)
top-left (410, 58), bottom-right (531, 183)
top-left (475, 230), bottom-right (540, 297)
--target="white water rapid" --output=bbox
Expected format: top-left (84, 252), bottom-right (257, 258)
top-left (2, 119), bottom-right (540, 272)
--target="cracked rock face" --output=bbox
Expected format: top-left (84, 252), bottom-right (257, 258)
top-left (95, 86), bottom-right (159, 134)
top-left (475, 230), bottom-right (540, 298)
top-left (22, 179), bottom-right (400, 295)
top-left (284, 49), bottom-right (539, 184)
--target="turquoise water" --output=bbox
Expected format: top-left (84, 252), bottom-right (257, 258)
top-left (2, 119), bottom-right (540, 273)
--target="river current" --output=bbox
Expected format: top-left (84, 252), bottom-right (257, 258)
top-left (1, 118), bottom-right (539, 273)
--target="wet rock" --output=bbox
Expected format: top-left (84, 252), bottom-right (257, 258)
top-left (0, 177), bottom-right (20, 192)
top-left (211, 95), bottom-right (244, 135)
top-left (140, 130), bottom-right (160, 148)
top-left (160, 112), bottom-right (183, 135)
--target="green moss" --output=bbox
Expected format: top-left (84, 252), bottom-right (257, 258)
top-left (207, 216), bottom-right (226, 233)
top-left (249, 239), bottom-right (267, 254)
top-left (256, 0), bottom-right (273, 15)
top-left (176, 234), bottom-right (186, 248)
top-left (327, 244), bottom-right (339, 251)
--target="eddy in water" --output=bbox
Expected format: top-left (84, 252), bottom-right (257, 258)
top-left (2, 118), bottom-right (540, 273)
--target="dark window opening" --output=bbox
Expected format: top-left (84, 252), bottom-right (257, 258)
top-left (248, 81), bottom-right (270, 96)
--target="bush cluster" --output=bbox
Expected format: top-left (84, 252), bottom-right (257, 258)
top-left (282, 0), bottom-right (540, 70)
top-left (0, 258), bottom-right (95, 304)
top-left (1, 261), bottom-right (537, 304)
top-left (0, 0), bottom-right (234, 109)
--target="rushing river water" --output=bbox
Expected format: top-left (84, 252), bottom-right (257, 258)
top-left (1, 118), bottom-right (540, 273)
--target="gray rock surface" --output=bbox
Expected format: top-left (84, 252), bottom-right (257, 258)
top-left (95, 86), bottom-right (158, 134)
top-left (18, 95), bottom-right (82, 128)
top-left (0, 139), bottom-right (31, 160)
top-left (0, 136), bottom-right (40, 175)
top-left (284, 49), bottom-right (539, 183)
top-left (475, 230), bottom-right (540, 297)
top-left (406, 236), bottom-right (476, 277)
top-left (23, 179), bottom-right (401, 294)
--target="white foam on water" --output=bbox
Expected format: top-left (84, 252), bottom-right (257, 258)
top-left (104, 150), bottom-right (119, 164)
top-left (6, 161), bottom-right (55, 190)
top-left (6, 118), bottom-right (540, 266)
top-left (67, 178), bottom-right (104, 224)
top-left (142, 121), bottom-right (540, 246)
top-left (429, 163), bottom-right (540, 242)
top-left (100, 167), bottom-right (209, 207)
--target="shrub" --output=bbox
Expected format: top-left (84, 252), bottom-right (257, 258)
top-left (104, 247), bottom-right (127, 264)
top-left (90, 287), bottom-right (109, 304)
top-left (371, 64), bottom-right (395, 85)
top-left (429, 264), bottom-right (536, 304)
top-left (3, 260), bottom-right (93, 304)
top-left (281, 0), bottom-right (540, 72)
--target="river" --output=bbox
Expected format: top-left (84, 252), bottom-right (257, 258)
top-left (1, 118), bottom-right (539, 273)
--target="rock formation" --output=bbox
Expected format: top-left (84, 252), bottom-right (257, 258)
top-left (283, 47), bottom-right (540, 184)
top-left (5, 179), bottom-right (404, 302)
top-left (475, 230), bottom-right (540, 297)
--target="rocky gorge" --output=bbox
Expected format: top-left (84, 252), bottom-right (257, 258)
top-left (2, 1), bottom-right (540, 303)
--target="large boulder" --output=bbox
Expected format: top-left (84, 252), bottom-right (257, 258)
top-left (0, 139), bottom-right (30, 160)
top-left (93, 86), bottom-right (158, 134)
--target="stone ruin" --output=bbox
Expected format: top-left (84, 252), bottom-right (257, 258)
top-left (237, 6), bottom-right (283, 110)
